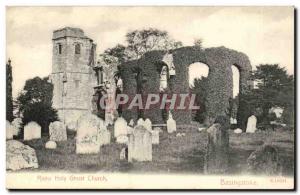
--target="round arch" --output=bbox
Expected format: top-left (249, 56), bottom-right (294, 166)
top-left (189, 62), bottom-right (210, 87)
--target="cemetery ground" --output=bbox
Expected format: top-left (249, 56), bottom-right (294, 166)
top-left (20, 124), bottom-right (294, 175)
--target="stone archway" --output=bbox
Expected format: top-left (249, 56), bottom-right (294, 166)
top-left (119, 46), bottom-right (253, 126)
top-left (188, 62), bottom-right (209, 87)
top-left (188, 62), bottom-right (210, 123)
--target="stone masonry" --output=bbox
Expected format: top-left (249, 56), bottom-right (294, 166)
top-left (50, 27), bottom-right (253, 128)
top-left (50, 27), bottom-right (97, 127)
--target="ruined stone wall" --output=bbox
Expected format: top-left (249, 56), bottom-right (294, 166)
top-left (120, 46), bottom-right (252, 125)
top-left (51, 27), bottom-right (96, 127)
top-left (119, 60), bottom-right (140, 122)
top-left (50, 27), bottom-right (252, 126)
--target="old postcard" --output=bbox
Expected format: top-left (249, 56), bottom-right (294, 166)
top-left (6, 6), bottom-right (295, 190)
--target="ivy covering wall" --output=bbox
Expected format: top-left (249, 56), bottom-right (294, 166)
top-left (119, 46), bottom-right (252, 126)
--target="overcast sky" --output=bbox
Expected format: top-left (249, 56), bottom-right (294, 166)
top-left (7, 6), bottom-right (294, 98)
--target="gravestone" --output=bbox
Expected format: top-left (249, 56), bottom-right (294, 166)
top-left (246, 115), bottom-right (257, 133)
top-left (167, 112), bottom-right (176, 133)
top-left (137, 118), bottom-right (145, 127)
top-left (76, 113), bottom-right (103, 154)
top-left (127, 125), bottom-right (134, 135)
top-left (6, 121), bottom-right (14, 140)
top-left (24, 122), bottom-right (41, 141)
top-left (234, 128), bottom-right (242, 134)
top-left (144, 118), bottom-right (152, 131)
top-left (6, 140), bottom-right (39, 171)
top-left (198, 127), bottom-right (206, 132)
top-left (247, 145), bottom-right (280, 175)
top-left (49, 121), bottom-right (67, 141)
top-left (67, 121), bottom-right (77, 131)
top-left (12, 118), bottom-right (22, 136)
top-left (116, 135), bottom-right (128, 144)
top-left (204, 119), bottom-right (229, 174)
top-left (230, 117), bottom-right (237, 124)
top-left (129, 119), bottom-right (135, 127)
top-left (98, 129), bottom-right (111, 146)
top-left (151, 127), bottom-right (160, 144)
top-left (114, 117), bottom-right (128, 138)
top-left (45, 141), bottom-right (57, 149)
top-left (128, 125), bottom-right (152, 162)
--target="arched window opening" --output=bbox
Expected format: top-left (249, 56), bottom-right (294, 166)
top-left (230, 65), bottom-right (240, 125)
top-left (188, 62), bottom-right (210, 124)
top-left (58, 44), bottom-right (62, 54)
top-left (75, 43), bottom-right (81, 54)
top-left (159, 65), bottom-right (168, 92)
top-left (188, 62), bottom-right (209, 87)
top-left (231, 65), bottom-right (240, 98)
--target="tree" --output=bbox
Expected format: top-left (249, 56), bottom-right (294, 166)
top-left (17, 76), bottom-right (58, 134)
top-left (99, 28), bottom-right (183, 66)
top-left (191, 77), bottom-right (208, 123)
top-left (100, 44), bottom-right (127, 65)
top-left (237, 64), bottom-right (294, 129)
top-left (253, 64), bottom-right (293, 123)
top-left (194, 38), bottom-right (203, 49)
top-left (125, 28), bottom-right (182, 60)
top-left (6, 59), bottom-right (14, 122)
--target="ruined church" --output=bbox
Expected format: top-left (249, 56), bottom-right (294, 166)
top-left (50, 27), bottom-right (253, 128)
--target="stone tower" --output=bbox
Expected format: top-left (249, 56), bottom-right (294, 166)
top-left (50, 27), bottom-right (97, 127)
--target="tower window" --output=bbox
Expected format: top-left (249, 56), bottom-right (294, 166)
top-left (75, 44), bottom-right (81, 54)
top-left (58, 44), bottom-right (62, 54)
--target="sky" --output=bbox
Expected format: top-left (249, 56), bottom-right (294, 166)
top-left (6, 6), bottom-right (294, 98)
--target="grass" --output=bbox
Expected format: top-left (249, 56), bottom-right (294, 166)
top-left (19, 125), bottom-right (294, 175)
top-left (228, 129), bottom-right (294, 175)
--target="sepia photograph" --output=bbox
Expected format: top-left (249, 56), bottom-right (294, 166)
top-left (5, 6), bottom-right (295, 190)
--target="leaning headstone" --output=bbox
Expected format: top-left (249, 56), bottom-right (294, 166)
top-left (49, 121), bottom-right (67, 141)
top-left (151, 128), bottom-right (160, 144)
top-left (98, 129), bottom-right (111, 146)
top-left (45, 141), bottom-right (57, 149)
top-left (246, 115), bottom-right (257, 133)
top-left (76, 113), bottom-right (103, 154)
top-left (167, 112), bottom-right (176, 133)
top-left (6, 140), bottom-right (38, 171)
top-left (128, 125), bottom-right (152, 162)
top-left (114, 117), bottom-right (128, 138)
top-left (24, 122), bottom-right (41, 141)
top-left (234, 128), bottom-right (243, 134)
top-left (204, 119), bottom-right (229, 174)
top-left (144, 118), bottom-right (152, 131)
top-left (12, 118), bottom-right (22, 136)
top-left (6, 121), bottom-right (14, 140)
top-left (247, 145), bottom-right (280, 175)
